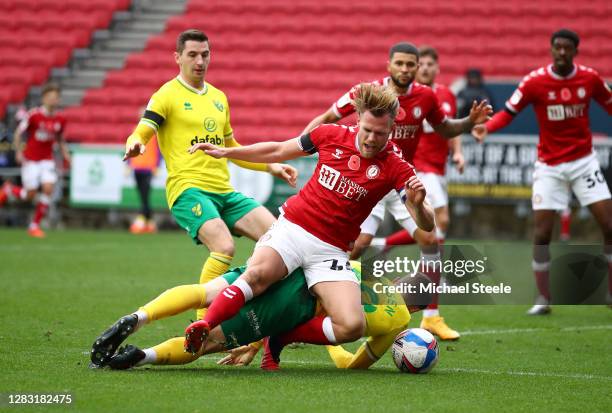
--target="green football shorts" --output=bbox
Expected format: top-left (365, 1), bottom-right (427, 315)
top-left (171, 188), bottom-right (260, 244)
top-left (219, 266), bottom-right (317, 349)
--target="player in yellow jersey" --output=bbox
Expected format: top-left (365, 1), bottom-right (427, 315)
top-left (90, 261), bottom-right (430, 370)
top-left (122, 30), bottom-right (297, 313)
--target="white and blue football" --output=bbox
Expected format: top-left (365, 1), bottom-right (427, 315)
top-left (391, 328), bottom-right (439, 373)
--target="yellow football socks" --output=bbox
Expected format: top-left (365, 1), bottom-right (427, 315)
top-left (140, 284), bottom-right (207, 322)
top-left (326, 345), bottom-right (354, 368)
top-left (152, 337), bottom-right (200, 365)
top-left (197, 252), bottom-right (233, 319)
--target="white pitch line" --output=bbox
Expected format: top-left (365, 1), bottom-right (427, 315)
top-left (439, 367), bottom-right (612, 381)
top-left (461, 324), bottom-right (612, 336)
top-left (280, 361), bottom-right (612, 381)
top-left (82, 353), bottom-right (611, 381)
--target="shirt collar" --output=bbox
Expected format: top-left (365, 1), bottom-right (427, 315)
top-left (177, 75), bottom-right (208, 95)
top-left (547, 64), bottom-right (577, 80)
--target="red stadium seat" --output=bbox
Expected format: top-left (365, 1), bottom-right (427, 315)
top-left (61, 0), bottom-right (612, 144)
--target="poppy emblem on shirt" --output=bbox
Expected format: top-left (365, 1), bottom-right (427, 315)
top-left (577, 87), bottom-right (586, 99)
top-left (366, 165), bottom-right (380, 179)
top-left (560, 88), bottom-right (571, 101)
top-left (412, 106), bottom-right (422, 119)
top-left (348, 155), bottom-right (360, 170)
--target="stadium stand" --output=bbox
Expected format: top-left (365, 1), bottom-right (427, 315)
top-left (3, 0), bottom-right (611, 144)
top-left (0, 0), bottom-right (131, 119)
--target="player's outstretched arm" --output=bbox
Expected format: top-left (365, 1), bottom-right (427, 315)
top-left (124, 123), bottom-right (155, 161)
top-left (189, 137), bottom-right (307, 163)
top-left (404, 176), bottom-right (435, 232)
top-left (433, 100), bottom-right (493, 138)
top-left (225, 136), bottom-right (298, 187)
top-left (471, 109), bottom-right (515, 143)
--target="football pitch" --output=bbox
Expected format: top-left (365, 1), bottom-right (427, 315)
top-left (1, 229), bottom-right (610, 412)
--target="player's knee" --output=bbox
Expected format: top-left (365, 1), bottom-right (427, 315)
top-left (214, 241), bottom-right (235, 257)
top-left (333, 313), bottom-right (365, 342)
top-left (533, 226), bottom-right (552, 245)
top-left (240, 266), bottom-right (272, 296)
top-left (419, 230), bottom-right (437, 247)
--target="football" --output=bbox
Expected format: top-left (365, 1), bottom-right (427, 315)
top-left (391, 328), bottom-right (439, 373)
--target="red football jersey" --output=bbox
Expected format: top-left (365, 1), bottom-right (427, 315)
top-left (413, 83), bottom-right (457, 174)
top-left (282, 124), bottom-right (416, 251)
top-left (18, 107), bottom-right (66, 161)
top-left (332, 77), bottom-right (447, 163)
top-left (505, 64), bottom-right (612, 165)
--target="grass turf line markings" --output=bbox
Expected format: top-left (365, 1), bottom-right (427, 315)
top-left (461, 324), bottom-right (612, 336)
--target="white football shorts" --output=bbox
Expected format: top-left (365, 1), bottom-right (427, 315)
top-left (532, 152), bottom-right (611, 210)
top-left (21, 159), bottom-right (57, 190)
top-left (255, 215), bottom-right (359, 289)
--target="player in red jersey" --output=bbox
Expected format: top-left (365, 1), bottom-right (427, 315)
top-left (302, 42), bottom-right (491, 340)
top-left (183, 84), bottom-right (435, 368)
top-left (371, 46), bottom-right (465, 331)
top-left (0, 83), bottom-right (69, 238)
top-left (472, 29), bottom-right (612, 314)
top-left (379, 46), bottom-right (464, 247)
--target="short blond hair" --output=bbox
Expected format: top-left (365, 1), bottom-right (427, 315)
top-left (352, 83), bottom-right (399, 119)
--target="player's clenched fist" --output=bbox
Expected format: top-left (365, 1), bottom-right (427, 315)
top-left (405, 175), bottom-right (426, 205)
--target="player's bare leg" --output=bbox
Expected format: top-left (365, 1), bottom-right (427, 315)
top-left (349, 233), bottom-right (374, 260)
top-left (414, 228), bottom-right (459, 340)
top-left (28, 183), bottom-right (53, 238)
top-left (312, 281), bottom-right (365, 342)
top-left (232, 206), bottom-right (276, 240)
top-left (529, 210), bottom-right (556, 315)
top-left (434, 205), bottom-right (450, 243)
top-left (587, 199), bottom-right (612, 306)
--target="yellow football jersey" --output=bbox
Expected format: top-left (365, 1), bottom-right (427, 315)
top-left (139, 76), bottom-right (236, 207)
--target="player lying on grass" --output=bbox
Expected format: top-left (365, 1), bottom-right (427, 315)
top-left (90, 262), bottom-right (429, 370)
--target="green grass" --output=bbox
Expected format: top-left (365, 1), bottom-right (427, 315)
top-left (0, 229), bottom-right (610, 412)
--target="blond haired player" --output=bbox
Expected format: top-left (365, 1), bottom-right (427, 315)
top-left (122, 29), bottom-right (297, 321)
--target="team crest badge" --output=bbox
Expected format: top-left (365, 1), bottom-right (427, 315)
top-left (560, 88), bottom-right (571, 101)
top-left (213, 100), bottom-right (224, 112)
top-left (366, 165), bottom-right (380, 179)
top-left (412, 106), bottom-right (422, 119)
top-left (532, 194), bottom-right (542, 205)
top-left (204, 117), bottom-right (217, 132)
top-left (192, 203), bottom-right (202, 217)
top-left (348, 155), bottom-right (360, 170)
top-left (577, 87), bottom-right (586, 99)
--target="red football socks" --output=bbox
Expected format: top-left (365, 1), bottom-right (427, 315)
top-left (386, 229), bottom-right (416, 246)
